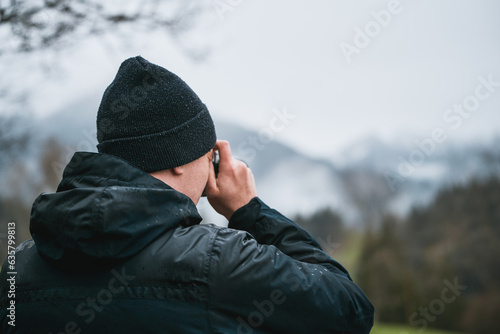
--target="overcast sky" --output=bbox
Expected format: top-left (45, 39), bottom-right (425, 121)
top-left (10, 0), bottom-right (500, 160)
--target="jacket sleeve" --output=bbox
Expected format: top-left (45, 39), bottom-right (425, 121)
top-left (207, 197), bottom-right (374, 334)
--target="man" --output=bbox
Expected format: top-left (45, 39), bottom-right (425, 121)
top-left (0, 56), bottom-right (374, 333)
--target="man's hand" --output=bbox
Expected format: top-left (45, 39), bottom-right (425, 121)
top-left (205, 140), bottom-right (257, 220)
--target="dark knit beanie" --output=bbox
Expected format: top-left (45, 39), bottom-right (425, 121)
top-left (96, 56), bottom-right (216, 172)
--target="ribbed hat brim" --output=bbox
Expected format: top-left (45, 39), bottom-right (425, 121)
top-left (97, 108), bottom-right (216, 172)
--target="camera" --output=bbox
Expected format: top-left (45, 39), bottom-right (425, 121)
top-left (213, 150), bottom-right (220, 178)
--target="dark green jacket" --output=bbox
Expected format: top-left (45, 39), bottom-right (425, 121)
top-left (0, 152), bottom-right (373, 333)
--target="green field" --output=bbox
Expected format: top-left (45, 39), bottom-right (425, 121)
top-left (372, 323), bottom-right (464, 334)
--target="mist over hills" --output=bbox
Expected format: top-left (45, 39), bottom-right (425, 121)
top-left (29, 97), bottom-right (500, 225)
top-left (35, 98), bottom-right (347, 221)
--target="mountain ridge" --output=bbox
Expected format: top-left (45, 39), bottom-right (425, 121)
top-left (26, 97), bottom-right (500, 225)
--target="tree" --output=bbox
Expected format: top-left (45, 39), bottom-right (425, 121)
top-left (0, 0), bottom-right (208, 113)
top-left (295, 207), bottom-right (344, 256)
top-left (339, 169), bottom-right (397, 228)
top-left (0, 128), bottom-right (67, 265)
top-left (357, 175), bottom-right (500, 333)
top-left (0, 0), bottom-right (205, 54)
top-left (0, 114), bottom-right (30, 168)
top-left (357, 215), bottom-right (419, 323)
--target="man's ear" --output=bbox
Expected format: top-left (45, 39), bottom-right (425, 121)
top-left (172, 166), bottom-right (184, 175)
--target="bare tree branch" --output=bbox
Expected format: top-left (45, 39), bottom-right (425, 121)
top-left (0, 0), bottom-right (205, 54)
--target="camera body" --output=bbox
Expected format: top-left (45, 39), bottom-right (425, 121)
top-left (213, 150), bottom-right (220, 178)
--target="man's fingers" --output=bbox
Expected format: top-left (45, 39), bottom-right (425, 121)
top-left (206, 140), bottom-right (258, 220)
top-left (215, 140), bottom-right (232, 168)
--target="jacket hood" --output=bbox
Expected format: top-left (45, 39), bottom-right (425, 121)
top-left (30, 152), bottom-right (202, 269)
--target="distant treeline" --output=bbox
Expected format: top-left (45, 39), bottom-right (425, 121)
top-left (295, 177), bottom-right (500, 334)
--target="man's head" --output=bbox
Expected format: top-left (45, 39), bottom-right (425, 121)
top-left (96, 56), bottom-right (217, 202)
